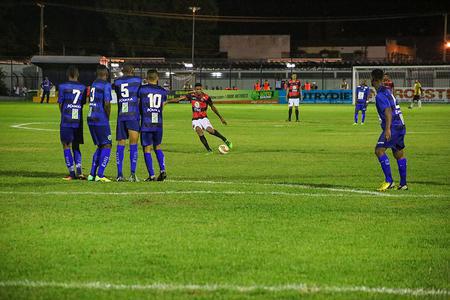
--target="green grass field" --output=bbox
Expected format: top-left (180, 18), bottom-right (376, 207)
top-left (0, 102), bottom-right (449, 299)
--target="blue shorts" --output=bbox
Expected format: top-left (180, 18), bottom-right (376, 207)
top-left (89, 125), bottom-right (112, 146)
top-left (355, 103), bottom-right (366, 112)
top-left (60, 126), bottom-right (84, 145)
top-left (116, 120), bottom-right (140, 141)
top-left (141, 130), bottom-right (163, 147)
top-left (376, 126), bottom-right (406, 152)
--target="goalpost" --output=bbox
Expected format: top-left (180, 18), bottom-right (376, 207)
top-left (352, 65), bottom-right (450, 104)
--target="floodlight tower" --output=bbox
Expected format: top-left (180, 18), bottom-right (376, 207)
top-left (189, 6), bottom-right (201, 68)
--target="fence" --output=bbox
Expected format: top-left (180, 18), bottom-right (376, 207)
top-left (0, 59), bottom-right (41, 96)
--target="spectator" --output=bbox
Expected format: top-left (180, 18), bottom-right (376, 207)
top-left (21, 86), bottom-right (28, 96)
top-left (311, 82), bottom-right (318, 90)
top-left (163, 81), bottom-right (170, 91)
top-left (340, 78), bottom-right (349, 90)
top-left (254, 80), bottom-right (261, 91)
top-left (40, 76), bottom-right (53, 103)
top-left (304, 81), bottom-right (311, 91)
top-left (263, 80), bottom-right (270, 91)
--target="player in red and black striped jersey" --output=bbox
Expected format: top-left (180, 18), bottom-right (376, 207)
top-left (286, 73), bottom-right (302, 122)
top-left (170, 83), bottom-right (233, 153)
top-left (383, 73), bottom-right (394, 93)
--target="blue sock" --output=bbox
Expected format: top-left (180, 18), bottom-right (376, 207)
top-left (362, 111), bottom-right (366, 123)
top-left (144, 152), bottom-right (155, 177)
top-left (130, 144), bottom-right (138, 174)
top-left (155, 149), bottom-right (165, 172)
top-left (73, 149), bottom-right (82, 175)
top-left (354, 112), bottom-right (358, 123)
top-left (116, 145), bottom-right (125, 177)
top-left (97, 148), bottom-right (111, 177)
top-left (63, 149), bottom-right (76, 177)
top-left (90, 148), bottom-right (100, 176)
top-left (378, 154), bottom-right (393, 183)
top-left (397, 158), bottom-right (407, 186)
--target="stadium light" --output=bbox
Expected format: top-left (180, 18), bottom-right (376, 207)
top-left (286, 62), bottom-right (296, 68)
top-left (211, 72), bottom-right (222, 77)
top-left (110, 63), bottom-right (120, 68)
top-left (446, 41), bottom-right (450, 48)
top-left (165, 71), bottom-right (175, 77)
top-left (183, 62), bottom-right (193, 68)
top-left (189, 6), bottom-right (201, 68)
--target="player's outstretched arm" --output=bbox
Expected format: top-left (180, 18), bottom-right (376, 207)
top-left (167, 95), bottom-right (186, 103)
top-left (210, 104), bottom-right (227, 125)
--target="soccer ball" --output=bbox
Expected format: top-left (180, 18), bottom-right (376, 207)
top-left (218, 144), bottom-right (230, 155)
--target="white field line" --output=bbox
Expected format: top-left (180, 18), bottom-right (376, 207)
top-left (168, 179), bottom-right (449, 199)
top-left (10, 122), bottom-right (58, 132)
top-left (0, 189), bottom-right (447, 199)
top-left (0, 280), bottom-right (447, 297)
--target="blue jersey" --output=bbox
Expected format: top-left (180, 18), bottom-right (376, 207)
top-left (58, 81), bottom-right (87, 128)
top-left (356, 85), bottom-right (370, 104)
top-left (114, 76), bottom-right (141, 121)
top-left (375, 85), bottom-right (405, 130)
top-left (138, 83), bottom-right (168, 132)
top-left (87, 79), bottom-right (112, 126)
top-left (41, 79), bottom-right (52, 91)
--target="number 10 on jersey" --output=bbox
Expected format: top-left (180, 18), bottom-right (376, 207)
top-left (148, 93), bottom-right (162, 108)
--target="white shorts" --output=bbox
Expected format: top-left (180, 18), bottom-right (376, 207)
top-left (288, 98), bottom-right (300, 107)
top-left (192, 118), bottom-right (213, 131)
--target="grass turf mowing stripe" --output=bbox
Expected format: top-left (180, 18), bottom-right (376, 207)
top-left (0, 189), bottom-right (447, 199)
top-left (0, 280), bottom-right (448, 296)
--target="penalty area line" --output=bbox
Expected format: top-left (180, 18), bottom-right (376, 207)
top-left (0, 280), bottom-right (447, 297)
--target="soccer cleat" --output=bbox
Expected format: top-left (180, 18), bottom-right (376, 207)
top-left (377, 181), bottom-right (395, 192)
top-left (116, 176), bottom-right (125, 182)
top-left (157, 171), bottom-right (167, 182)
top-left (205, 149), bottom-right (214, 155)
top-left (295, 120), bottom-right (300, 122)
top-left (361, 123), bottom-right (365, 125)
top-left (145, 176), bottom-right (156, 182)
top-left (397, 184), bottom-right (408, 190)
top-left (129, 173), bottom-right (139, 182)
top-left (76, 174), bottom-right (87, 180)
top-left (225, 140), bottom-right (233, 149)
top-left (353, 123), bottom-right (357, 125)
top-left (87, 175), bottom-right (95, 181)
top-left (62, 175), bottom-right (74, 181)
top-left (95, 176), bottom-right (111, 182)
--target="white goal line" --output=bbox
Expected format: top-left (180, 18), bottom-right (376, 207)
top-left (0, 280), bottom-right (447, 297)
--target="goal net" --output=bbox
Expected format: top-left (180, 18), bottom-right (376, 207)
top-left (352, 65), bottom-right (450, 104)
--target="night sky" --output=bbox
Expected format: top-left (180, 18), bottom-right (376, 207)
top-left (1, 0), bottom-right (449, 60)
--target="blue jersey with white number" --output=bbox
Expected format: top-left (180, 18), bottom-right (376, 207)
top-left (375, 85), bottom-right (405, 130)
top-left (138, 83), bottom-right (168, 132)
top-left (87, 79), bottom-right (112, 126)
top-left (356, 85), bottom-right (370, 104)
top-left (58, 81), bottom-right (87, 128)
top-left (113, 76), bottom-right (141, 121)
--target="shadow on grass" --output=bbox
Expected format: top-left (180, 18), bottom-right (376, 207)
top-left (0, 170), bottom-right (63, 178)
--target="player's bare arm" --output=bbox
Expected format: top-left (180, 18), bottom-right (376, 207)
top-left (104, 102), bottom-right (111, 119)
top-left (210, 104), bottom-right (227, 125)
top-left (384, 107), bottom-right (392, 141)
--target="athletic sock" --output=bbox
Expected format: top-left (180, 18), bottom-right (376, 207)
top-left (397, 158), bottom-right (407, 186)
top-left (354, 112), bottom-right (358, 123)
top-left (130, 144), bottom-right (138, 174)
top-left (144, 152), bottom-right (155, 177)
top-left (73, 148), bottom-right (82, 175)
top-left (211, 130), bottom-right (227, 142)
top-left (378, 154), bottom-right (393, 183)
top-left (199, 135), bottom-right (212, 151)
top-left (155, 149), bottom-right (165, 172)
top-left (90, 148), bottom-right (100, 176)
top-left (288, 107), bottom-right (292, 121)
top-left (63, 149), bottom-right (76, 177)
top-left (295, 108), bottom-right (299, 121)
top-left (362, 111), bottom-right (366, 123)
top-left (116, 145), bottom-right (125, 177)
top-left (97, 148), bottom-right (111, 178)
